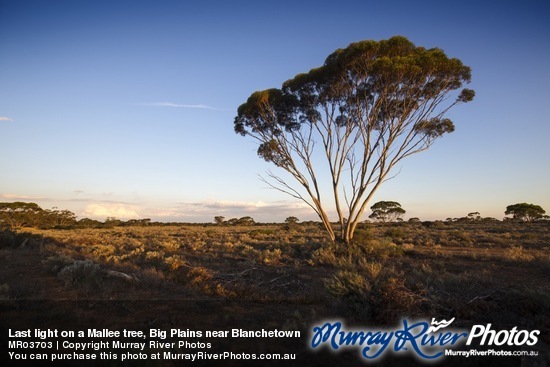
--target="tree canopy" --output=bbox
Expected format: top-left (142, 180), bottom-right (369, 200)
top-left (505, 203), bottom-right (546, 222)
top-left (284, 216), bottom-right (300, 224)
top-left (369, 201), bottom-right (406, 223)
top-left (0, 202), bottom-right (43, 229)
top-left (0, 202), bottom-right (77, 230)
top-left (235, 36), bottom-right (474, 243)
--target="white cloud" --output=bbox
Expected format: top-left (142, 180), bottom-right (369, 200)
top-left (0, 117), bottom-right (13, 121)
top-left (83, 203), bottom-right (140, 219)
top-left (144, 102), bottom-right (224, 110)
top-left (144, 200), bottom-right (316, 222)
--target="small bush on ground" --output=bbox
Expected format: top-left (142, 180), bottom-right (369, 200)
top-left (57, 260), bottom-right (102, 290)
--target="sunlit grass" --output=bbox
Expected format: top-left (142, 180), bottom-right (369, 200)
top-left (4, 220), bottom-right (548, 324)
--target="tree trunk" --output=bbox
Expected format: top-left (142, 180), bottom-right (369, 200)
top-left (336, 222), bottom-right (353, 244)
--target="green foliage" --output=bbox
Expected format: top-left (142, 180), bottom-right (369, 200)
top-left (0, 202), bottom-right (78, 230)
top-left (369, 201), bottom-right (406, 223)
top-left (467, 212), bottom-right (481, 221)
top-left (104, 217), bottom-right (123, 228)
top-left (384, 227), bottom-right (406, 241)
top-left (327, 269), bottom-right (373, 298)
top-left (234, 36), bottom-right (474, 244)
top-left (42, 208), bottom-right (77, 228)
top-left (226, 218), bottom-right (239, 225)
top-left (77, 218), bottom-right (103, 228)
top-left (123, 218), bottom-right (151, 227)
top-left (236, 216), bottom-right (255, 226)
top-left (0, 202), bottom-right (44, 229)
top-left (505, 203), bottom-right (546, 222)
top-left (311, 232), bottom-right (403, 268)
top-left (284, 216), bottom-right (299, 224)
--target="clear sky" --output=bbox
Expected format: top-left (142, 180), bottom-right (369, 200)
top-left (1, 0), bottom-right (549, 223)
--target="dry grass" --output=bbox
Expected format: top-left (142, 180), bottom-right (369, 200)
top-left (1, 221), bottom-right (548, 332)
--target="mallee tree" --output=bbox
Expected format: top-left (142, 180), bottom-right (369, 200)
top-left (0, 202), bottom-right (44, 229)
top-left (235, 36), bottom-right (474, 244)
top-left (505, 203), bottom-right (546, 222)
top-left (369, 201), bottom-right (406, 223)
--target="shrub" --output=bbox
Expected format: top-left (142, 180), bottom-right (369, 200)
top-left (164, 255), bottom-right (187, 270)
top-left (505, 246), bottom-right (534, 262)
top-left (383, 227), bottom-right (405, 241)
top-left (370, 271), bottom-right (424, 323)
top-left (57, 260), bottom-right (102, 289)
top-left (326, 270), bottom-right (372, 319)
top-left (42, 255), bottom-right (75, 273)
top-left (326, 264), bottom-right (427, 323)
top-left (260, 248), bottom-right (283, 265)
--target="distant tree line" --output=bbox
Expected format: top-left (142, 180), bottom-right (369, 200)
top-left (0, 201), bottom-right (547, 231)
top-left (214, 216), bottom-right (256, 226)
top-left (0, 202), bottom-right (152, 230)
top-left (0, 202), bottom-right (77, 230)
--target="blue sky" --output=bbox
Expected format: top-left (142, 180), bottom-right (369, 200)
top-left (1, 0), bottom-right (549, 222)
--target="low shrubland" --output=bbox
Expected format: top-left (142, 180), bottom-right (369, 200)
top-left (0, 220), bottom-right (548, 333)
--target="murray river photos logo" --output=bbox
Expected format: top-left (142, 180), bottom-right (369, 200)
top-left (310, 318), bottom-right (540, 361)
